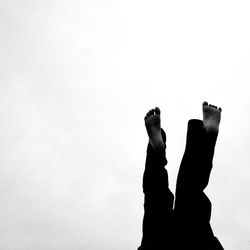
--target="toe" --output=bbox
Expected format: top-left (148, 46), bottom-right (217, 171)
top-left (219, 107), bottom-right (222, 112)
top-left (147, 110), bottom-right (152, 116)
top-left (155, 107), bottom-right (160, 115)
top-left (203, 101), bottom-right (208, 106)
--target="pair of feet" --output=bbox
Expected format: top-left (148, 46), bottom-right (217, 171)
top-left (144, 102), bottom-right (222, 151)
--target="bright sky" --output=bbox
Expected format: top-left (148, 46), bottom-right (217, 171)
top-left (0, 0), bottom-right (250, 249)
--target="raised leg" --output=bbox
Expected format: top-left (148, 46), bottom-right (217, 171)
top-left (138, 108), bottom-right (174, 250)
top-left (174, 102), bottom-right (224, 250)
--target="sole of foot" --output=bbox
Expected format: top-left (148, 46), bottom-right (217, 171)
top-left (202, 101), bottom-right (222, 134)
top-left (144, 107), bottom-right (165, 151)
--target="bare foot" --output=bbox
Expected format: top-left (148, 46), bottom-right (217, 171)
top-left (144, 107), bottom-right (165, 151)
top-left (202, 101), bottom-right (222, 134)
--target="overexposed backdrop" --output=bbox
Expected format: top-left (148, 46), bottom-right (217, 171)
top-left (0, 0), bottom-right (250, 249)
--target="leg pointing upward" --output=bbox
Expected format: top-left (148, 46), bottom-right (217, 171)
top-left (174, 101), bottom-right (224, 250)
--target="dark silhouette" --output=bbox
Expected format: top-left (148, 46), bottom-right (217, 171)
top-left (138, 102), bottom-right (224, 250)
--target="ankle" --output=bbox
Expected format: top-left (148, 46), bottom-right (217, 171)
top-left (149, 135), bottom-right (165, 152)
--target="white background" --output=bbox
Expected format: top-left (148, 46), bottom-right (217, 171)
top-left (0, 0), bottom-right (250, 249)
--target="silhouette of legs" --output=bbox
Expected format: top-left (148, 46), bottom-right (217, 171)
top-left (174, 102), bottom-right (224, 249)
top-left (138, 108), bottom-right (174, 249)
top-left (138, 103), bottom-right (224, 250)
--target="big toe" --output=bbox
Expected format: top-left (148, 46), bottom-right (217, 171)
top-left (155, 107), bottom-right (161, 115)
top-left (203, 101), bottom-right (208, 107)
